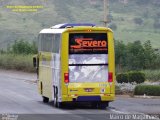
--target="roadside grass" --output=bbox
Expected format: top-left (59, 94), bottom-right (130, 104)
top-left (0, 53), bottom-right (35, 73)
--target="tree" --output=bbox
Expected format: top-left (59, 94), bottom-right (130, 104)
top-left (11, 39), bottom-right (37, 55)
top-left (115, 40), bottom-right (160, 71)
top-left (143, 40), bottom-right (157, 69)
top-left (126, 41), bottom-right (145, 70)
top-left (115, 40), bottom-right (128, 72)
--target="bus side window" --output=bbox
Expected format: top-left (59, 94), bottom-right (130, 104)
top-left (40, 34), bottom-right (54, 52)
top-left (38, 35), bottom-right (41, 52)
top-left (53, 34), bottom-right (61, 53)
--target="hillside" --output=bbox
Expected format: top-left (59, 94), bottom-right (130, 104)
top-left (0, 0), bottom-right (160, 49)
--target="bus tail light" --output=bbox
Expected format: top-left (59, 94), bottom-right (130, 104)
top-left (108, 72), bottom-right (113, 83)
top-left (64, 73), bottom-right (69, 83)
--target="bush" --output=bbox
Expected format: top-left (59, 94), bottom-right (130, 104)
top-left (116, 71), bottom-right (145, 83)
top-left (0, 53), bottom-right (35, 72)
top-left (128, 71), bottom-right (145, 83)
top-left (134, 85), bottom-right (160, 96)
top-left (116, 73), bottom-right (129, 83)
top-left (11, 40), bottom-right (37, 55)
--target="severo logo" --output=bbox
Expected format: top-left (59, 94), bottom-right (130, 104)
top-left (71, 38), bottom-right (107, 49)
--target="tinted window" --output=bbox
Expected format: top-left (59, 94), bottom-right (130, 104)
top-left (38, 34), bottom-right (61, 53)
top-left (38, 34), bottom-right (53, 52)
top-left (53, 34), bottom-right (61, 53)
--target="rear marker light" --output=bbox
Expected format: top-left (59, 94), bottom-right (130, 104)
top-left (87, 30), bottom-right (92, 32)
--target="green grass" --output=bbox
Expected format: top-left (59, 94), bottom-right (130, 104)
top-left (0, 53), bottom-right (35, 72)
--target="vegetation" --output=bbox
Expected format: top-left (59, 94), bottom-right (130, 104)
top-left (116, 71), bottom-right (145, 84)
top-left (11, 40), bottom-right (37, 55)
top-left (0, 53), bottom-right (35, 72)
top-left (0, 0), bottom-right (160, 77)
top-left (115, 40), bottom-right (160, 71)
top-left (134, 85), bottom-right (160, 96)
top-left (0, 0), bottom-right (160, 49)
top-left (128, 71), bottom-right (145, 84)
top-left (0, 38), bottom-right (159, 79)
top-left (0, 40), bottom-right (37, 72)
top-left (116, 73), bottom-right (128, 83)
top-left (115, 40), bottom-right (160, 82)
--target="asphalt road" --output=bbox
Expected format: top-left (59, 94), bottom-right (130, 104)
top-left (0, 69), bottom-right (160, 120)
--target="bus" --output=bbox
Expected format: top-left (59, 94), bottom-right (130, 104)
top-left (33, 23), bottom-right (115, 108)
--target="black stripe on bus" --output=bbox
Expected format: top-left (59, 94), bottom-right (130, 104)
top-left (69, 64), bottom-right (108, 66)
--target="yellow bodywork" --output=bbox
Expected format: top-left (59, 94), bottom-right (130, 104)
top-left (38, 26), bottom-right (115, 102)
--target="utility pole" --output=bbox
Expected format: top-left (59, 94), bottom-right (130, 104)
top-left (103, 0), bottom-right (108, 27)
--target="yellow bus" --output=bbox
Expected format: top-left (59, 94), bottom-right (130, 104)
top-left (33, 23), bottom-right (115, 109)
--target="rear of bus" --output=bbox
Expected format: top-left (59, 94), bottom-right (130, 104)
top-left (61, 27), bottom-right (115, 107)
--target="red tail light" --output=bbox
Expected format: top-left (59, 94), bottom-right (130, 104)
top-left (64, 73), bottom-right (69, 83)
top-left (108, 72), bottom-right (113, 82)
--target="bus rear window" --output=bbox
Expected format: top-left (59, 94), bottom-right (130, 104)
top-left (69, 33), bottom-right (108, 54)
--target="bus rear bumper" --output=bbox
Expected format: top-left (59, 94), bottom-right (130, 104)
top-left (61, 94), bottom-right (115, 102)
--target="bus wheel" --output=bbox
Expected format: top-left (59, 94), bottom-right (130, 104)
top-left (57, 102), bottom-right (62, 108)
top-left (54, 95), bottom-right (62, 108)
top-left (98, 102), bottom-right (108, 109)
top-left (42, 96), bottom-right (49, 103)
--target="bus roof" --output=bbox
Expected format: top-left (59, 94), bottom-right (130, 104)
top-left (39, 23), bottom-right (112, 34)
top-left (40, 28), bottom-right (66, 34)
top-left (51, 23), bottom-right (96, 29)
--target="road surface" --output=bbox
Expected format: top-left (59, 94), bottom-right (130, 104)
top-left (0, 69), bottom-right (159, 120)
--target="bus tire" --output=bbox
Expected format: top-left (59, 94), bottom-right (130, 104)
top-left (54, 95), bottom-right (62, 108)
top-left (53, 96), bottom-right (57, 107)
top-left (57, 102), bottom-right (62, 108)
top-left (98, 102), bottom-right (109, 109)
top-left (43, 96), bottom-right (49, 103)
top-left (40, 82), bottom-right (43, 95)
